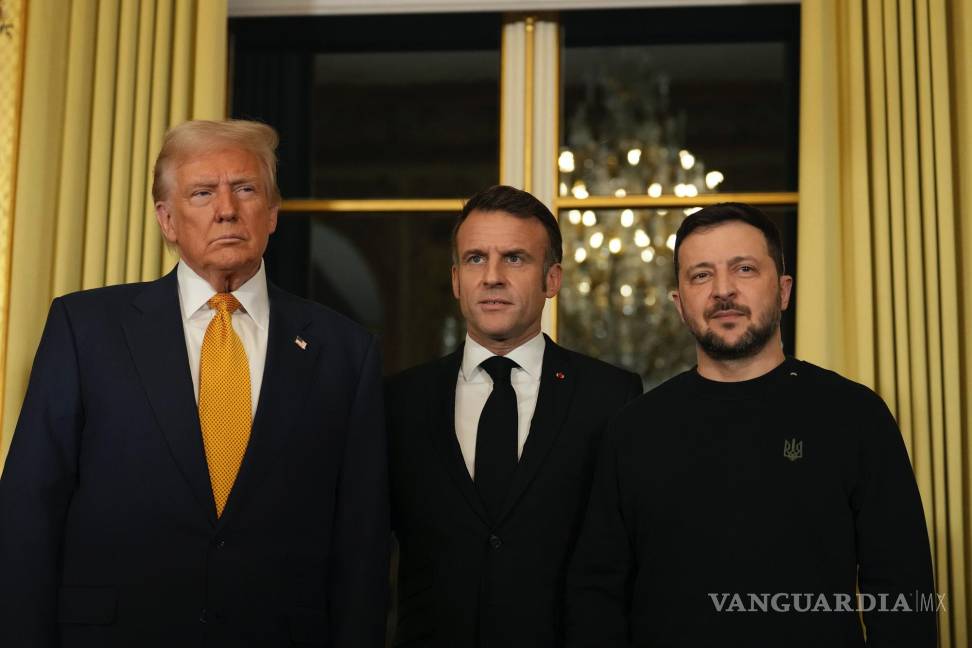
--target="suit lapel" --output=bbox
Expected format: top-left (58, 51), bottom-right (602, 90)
top-left (429, 348), bottom-right (490, 525)
top-left (217, 284), bottom-right (320, 527)
top-left (497, 335), bottom-right (575, 525)
top-left (122, 270), bottom-right (217, 525)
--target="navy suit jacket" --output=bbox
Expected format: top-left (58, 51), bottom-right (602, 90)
top-left (0, 268), bottom-right (389, 648)
top-left (386, 337), bottom-right (642, 648)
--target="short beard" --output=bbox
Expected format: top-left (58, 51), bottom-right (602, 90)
top-left (691, 299), bottom-right (782, 361)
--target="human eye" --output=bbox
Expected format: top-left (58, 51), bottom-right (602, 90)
top-left (690, 270), bottom-right (710, 282)
top-left (737, 264), bottom-right (756, 275)
top-left (236, 184), bottom-right (256, 195)
top-left (189, 189), bottom-right (213, 205)
top-left (506, 254), bottom-right (523, 264)
top-left (466, 254), bottom-right (485, 264)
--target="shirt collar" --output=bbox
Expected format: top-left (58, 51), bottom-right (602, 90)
top-left (460, 331), bottom-right (546, 382)
top-left (176, 259), bottom-right (270, 331)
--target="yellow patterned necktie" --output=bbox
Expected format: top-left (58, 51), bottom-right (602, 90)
top-left (198, 293), bottom-right (252, 517)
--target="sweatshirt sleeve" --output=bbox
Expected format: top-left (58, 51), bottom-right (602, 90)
top-left (565, 415), bottom-right (634, 648)
top-left (851, 390), bottom-right (937, 647)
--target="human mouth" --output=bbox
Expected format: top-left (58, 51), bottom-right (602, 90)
top-left (710, 310), bottom-right (745, 319)
top-left (706, 302), bottom-right (750, 320)
top-left (479, 299), bottom-right (512, 310)
top-left (212, 234), bottom-right (245, 244)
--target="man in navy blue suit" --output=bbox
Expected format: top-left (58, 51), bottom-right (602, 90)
top-left (0, 120), bottom-right (389, 647)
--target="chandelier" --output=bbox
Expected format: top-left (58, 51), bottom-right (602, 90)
top-left (556, 50), bottom-right (725, 387)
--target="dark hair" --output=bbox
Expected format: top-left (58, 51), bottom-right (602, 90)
top-left (452, 185), bottom-right (564, 272)
top-left (673, 202), bottom-right (785, 280)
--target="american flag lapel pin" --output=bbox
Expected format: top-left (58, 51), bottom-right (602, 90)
top-left (294, 336), bottom-right (308, 350)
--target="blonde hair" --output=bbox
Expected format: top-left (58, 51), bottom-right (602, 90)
top-left (152, 119), bottom-right (281, 205)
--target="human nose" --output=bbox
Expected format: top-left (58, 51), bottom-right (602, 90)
top-left (482, 256), bottom-right (505, 286)
top-left (711, 270), bottom-right (736, 301)
top-left (213, 185), bottom-right (237, 222)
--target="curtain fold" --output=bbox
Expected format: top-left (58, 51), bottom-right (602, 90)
top-left (0, 0), bottom-right (227, 466)
top-left (798, 1), bottom-right (970, 646)
top-left (0, 0), bottom-right (26, 479)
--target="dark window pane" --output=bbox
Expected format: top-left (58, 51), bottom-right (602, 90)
top-left (559, 5), bottom-right (800, 197)
top-left (311, 50), bottom-right (499, 198)
top-left (557, 206), bottom-right (797, 388)
top-left (230, 14), bottom-right (501, 200)
top-left (265, 212), bottom-right (462, 374)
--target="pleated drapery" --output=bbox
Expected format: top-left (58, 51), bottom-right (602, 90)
top-left (798, 1), bottom-right (971, 645)
top-left (0, 0), bottom-right (227, 466)
top-left (500, 16), bottom-right (560, 336)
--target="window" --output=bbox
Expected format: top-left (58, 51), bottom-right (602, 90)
top-left (555, 5), bottom-right (799, 386)
top-left (231, 13), bottom-right (500, 374)
top-left (229, 4), bottom-right (800, 381)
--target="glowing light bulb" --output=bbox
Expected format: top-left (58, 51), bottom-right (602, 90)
top-left (578, 281), bottom-right (591, 295)
top-left (620, 209), bottom-right (635, 228)
top-left (647, 182), bottom-right (663, 198)
top-left (589, 232), bottom-right (604, 249)
top-left (571, 181), bottom-right (589, 199)
top-left (568, 209), bottom-right (582, 225)
top-left (679, 149), bottom-right (695, 170)
top-left (574, 247), bottom-right (587, 263)
top-left (641, 247), bottom-right (655, 263)
top-left (608, 238), bottom-right (622, 254)
top-left (614, 188), bottom-right (627, 197)
top-left (558, 150), bottom-right (575, 173)
top-left (705, 170), bottom-right (725, 189)
top-left (634, 229), bottom-right (650, 247)
top-left (620, 284), bottom-right (633, 297)
top-left (627, 149), bottom-right (642, 165)
top-left (582, 210), bottom-right (597, 227)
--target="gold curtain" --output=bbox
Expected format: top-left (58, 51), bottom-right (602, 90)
top-left (798, 1), bottom-right (971, 645)
top-left (0, 0), bottom-right (227, 466)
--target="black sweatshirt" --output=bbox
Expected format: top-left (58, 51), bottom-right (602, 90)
top-left (566, 357), bottom-right (937, 648)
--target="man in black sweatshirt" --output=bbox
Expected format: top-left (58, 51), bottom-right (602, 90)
top-left (566, 203), bottom-right (937, 647)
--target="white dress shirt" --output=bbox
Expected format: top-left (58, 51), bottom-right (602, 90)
top-left (455, 332), bottom-right (546, 479)
top-left (176, 260), bottom-right (269, 417)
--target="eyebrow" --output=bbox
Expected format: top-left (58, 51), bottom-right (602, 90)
top-left (685, 261), bottom-right (715, 274)
top-left (728, 255), bottom-right (760, 266)
top-left (461, 247), bottom-right (532, 258)
top-left (686, 255), bottom-right (760, 272)
top-left (187, 175), bottom-right (259, 189)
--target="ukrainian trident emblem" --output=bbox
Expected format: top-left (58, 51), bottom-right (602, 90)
top-left (783, 438), bottom-right (803, 462)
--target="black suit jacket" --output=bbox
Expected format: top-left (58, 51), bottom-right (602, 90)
top-left (386, 336), bottom-right (641, 648)
top-left (0, 269), bottom-right (389, 648)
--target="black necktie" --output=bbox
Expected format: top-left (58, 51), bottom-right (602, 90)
top-left (475, 356), bottom-right (519, 522)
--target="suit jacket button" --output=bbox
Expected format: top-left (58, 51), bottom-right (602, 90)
top-left (489, 534), bottom-right (502, 549)
top-left (199, 608), bottom-right (208, 624)
top-left (215, 539), bottom-right (226, 550)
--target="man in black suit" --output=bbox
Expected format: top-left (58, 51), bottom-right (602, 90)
top-left (386, 185), bottom-right (642, 648)
top-left (0, 120), bottom-right (389, 647)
